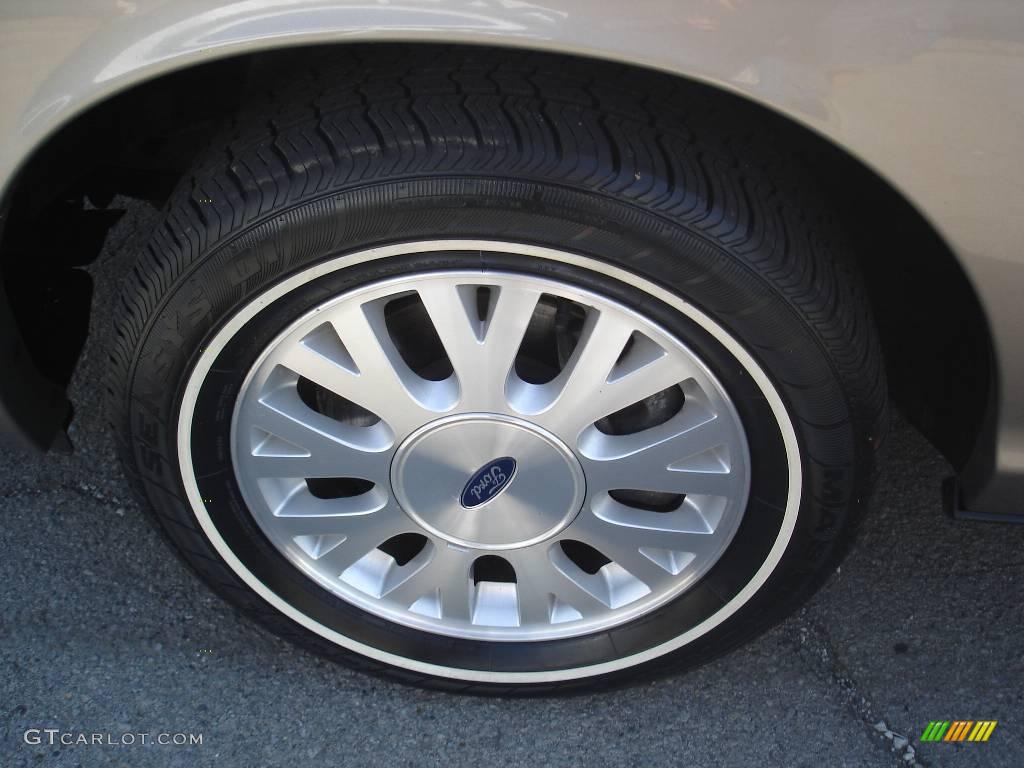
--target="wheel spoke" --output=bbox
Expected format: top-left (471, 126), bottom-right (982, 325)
top-left (483, 283), bottom-right (545, 372)
top-left (275, 339), bottom-right (429, 433)
top-left (576, 349), bottom-right (699, 430)
top-left (270, 480), bottom-right (387, 519)
top-left (241, 397), bottom-right (392, 482)
top-left (580, 410), bottom-right (737, 497)
top-left (508, 546), bottom-right (616, 618)
top-left (383, 542), bottom-right (474, 622)
top-left (512, 575), bottom-right (555, 627)
top-left (567, 504), bottom-right (717, 584)
top-left (555, 309), bottom-right (635, 401)
top-left (308, 303), bottom-right (440, 434)
top-left (416, 281), bottom-right (541, 410)
top-left (529, 310), bottom-right (698, 436)
top-left (503, 547), bottom-right (555, 625)
top-left (273, 510), bottom-right (382, 538)
top-left (276, 337), bottom-right (361, 400)
top-left (309, 501), bottom-right (411, 574)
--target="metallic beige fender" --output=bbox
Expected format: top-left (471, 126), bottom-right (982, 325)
top-left (1, 0), bottom-right (1023, 510)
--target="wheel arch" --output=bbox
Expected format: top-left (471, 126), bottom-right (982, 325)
top-left (0, 41), bottom-right (994, 489)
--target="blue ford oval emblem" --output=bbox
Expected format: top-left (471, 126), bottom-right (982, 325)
top-left (460, 457), bottom-right (517, 508)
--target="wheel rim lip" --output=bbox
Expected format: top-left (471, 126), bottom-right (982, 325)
top-left (177, 240), bottom-right (802, 682)
top-left (391, 412), bottom-right (587, 550)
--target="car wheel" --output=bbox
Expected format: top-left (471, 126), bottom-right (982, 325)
top-left (108, 50), bottom-right (886, 693)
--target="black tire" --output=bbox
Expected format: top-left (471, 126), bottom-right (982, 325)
top-left (108, 47), bottom-right (887, 694)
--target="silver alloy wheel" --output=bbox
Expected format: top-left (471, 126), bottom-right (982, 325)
top-left (228, 266), bottom-right (751, 642)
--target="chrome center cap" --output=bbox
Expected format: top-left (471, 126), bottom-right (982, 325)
top-left (390, 413), bottom-right (586, 550)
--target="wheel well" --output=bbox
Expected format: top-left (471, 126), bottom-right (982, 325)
top-left (0, 42), bottom-right (993, 467)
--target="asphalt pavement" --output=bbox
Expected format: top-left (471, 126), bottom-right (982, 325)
top-left (1, 200), bottom-right (1022, 767)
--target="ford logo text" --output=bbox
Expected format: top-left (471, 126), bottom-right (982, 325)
top-left (460, 457), bottom-right (517, 508)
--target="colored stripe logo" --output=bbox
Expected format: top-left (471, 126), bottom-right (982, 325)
top-left (920, 721), bottom-right (997, 742)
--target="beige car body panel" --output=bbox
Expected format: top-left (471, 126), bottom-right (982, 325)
top-left (1, 0), bottom-right (1023, 510)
